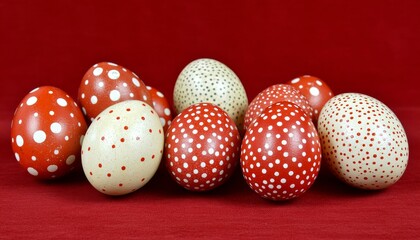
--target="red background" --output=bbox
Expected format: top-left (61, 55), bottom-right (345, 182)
top-left (1, 0), bottom-right (419, 239)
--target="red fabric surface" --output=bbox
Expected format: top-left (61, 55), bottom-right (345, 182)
top-left (1, 0), bottom-right (420, 239)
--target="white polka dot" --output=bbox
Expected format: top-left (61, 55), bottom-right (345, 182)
top-left (143, 95), bottom-right (148, 101)
top-left (26, 96), bottom-right (37, 106)
top-left (66, 155), bottom-right (76, 165)
top-left (98, 82), bottom-right (104, 87)
top-left (316, 80), bottom-right (323, 86)
top-left (91, 95), bottom-right (98, 104)
top-left (16, 135), bottom-right (24, 147)
top-left (201, 173), bottom-right (207, 178)
top-left (160, 117), bottom-right (166, 126)
top-left (183, 162), bottom-right (189, 168)
top-left (50, 122), bottom-right (62, 134)
top-left (57, 98), bottom-right (67, 107)
top-left (33, 112), bottom-right (38, 117)
top-left (31, 156), bottom-right (37, 161)
top-left (164, 108), bottom-right (171, 116)
top-left (15, 152), bottom-right (20, 161)
top-left (27, 167), bottom-right (38, 176)
top-left (47, 165), bottom-right (58, 172)
top-left (64, 136), bottom-right (69, 141)
top-left (107, 62), bottom-right (117, 66)
top-left (309, 87), bottom-right (320, 97)
top-left (157, 91), bottom-right (164, 98)
top-left (108, 70), bottom-right (120, 80)
top-left (81, 93), bottom-right (85, 99)
top-left (132, 78), bottom-right (140, 87)
top-left (291, 78), bottom-right (300, 84)
top-left (54, 149), bottom-right (59, 155)
top-left (123, 83), bottom-right (128, 87)
top-left (93, 67), bottom-right (103, 76)
top-left (49, 111), bottom-right (54, 116)
top-left (109, 90), bottom-right (121, 101)
top-left (33, 130), bottom-right (46, 143)
top-left (84, 79), bottom-right (89, 85)
top-left (80, 135), bottom-right (85, 146)
top-left (129, 93), bottom-right (134, 98)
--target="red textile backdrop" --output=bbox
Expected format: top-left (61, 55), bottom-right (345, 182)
top-left (1, 0), bottom-right (419, 239)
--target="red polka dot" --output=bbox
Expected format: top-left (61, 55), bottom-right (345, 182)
top-left (149, 129), bottom-right (152, 133)
top-left (88, 147), bottom-right (91, 151)
top-left (101, 136), bottom-right (105, 141)
top-left (151, 154), bottom-right (155, 159)
top-left (89, 172), bottom-right (93, 175)
top-left (141, 116), bottom-right (145, 120)
top-left (109, 110), bottom-right (113, 113)
top-left (112, 145), bottom-right (116, 149)
top-left (119, 183), bottom-right (123, 187)
top-left (141, 178), bottom-right (145, 182)
top-left (140, 157), bottom-right (145, 162)
top-left (126, 108), bottom-right (131, 112)
top-left (120, 138), bottom-right (125, 142)
top-left (98, 163), bottom-right (102, 168)
top-left (124, 126), bottom-right (128, 130)
top-left (107, 173), bottom-right (111, 177)
top-left (121, 166), bottom-right (126, 170)
top-left (116, 116), bottom-right (120, 120)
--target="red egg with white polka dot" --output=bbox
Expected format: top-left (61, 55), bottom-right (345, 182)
top-left (318, 93), bottom-right (409, 190)
top-left (288, 75), bottom-right (334, 120)
top-left (11, 86), bottom-right (87, 179)
top-left (244, 84), bottom-right (314, 131)
top-left (81, 100), bottom-right (164, 195)
top-left (241, 102), bottom-right (321, 200)
top-left (146, 85), bottom-right (173, 132)
top-left (78, 62), bottom-right (153, 121)
top-left (165, 103), bottom-right (241, 191)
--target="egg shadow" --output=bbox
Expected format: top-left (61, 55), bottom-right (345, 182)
top-left (309, 167), bottom-right (387, 198)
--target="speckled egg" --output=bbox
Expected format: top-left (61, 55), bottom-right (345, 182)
top-left (318, 93), bottom-right (409, 190)
top-left (173, 58), bottom-right (248, 132)
top-left (81, 100), bottom-right (164, 195)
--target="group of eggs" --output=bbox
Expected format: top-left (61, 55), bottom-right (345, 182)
top-left (10, 58), bottom-right (409, 201)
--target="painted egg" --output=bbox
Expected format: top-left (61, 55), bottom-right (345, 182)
top-left (241, 102), bottom-right (321, 200)
top-left (288, 75), bottom-right (334, 120)
top-left (78, 62), bottom-right (152, 121)
top-left (81, 100), bottom-right (164, 195)
top-left (318, 93), bottom-right (409, 190)
top-left (173, 58), bottom-right (248, 132)
top-left (146, 85), bottom-right (173, 133)
top-left (165, 103), bottom-right (241, 191)
top-left (11, 86), bottom-right (87, 179)
top-left (244, 84), bottom-right (314, 131)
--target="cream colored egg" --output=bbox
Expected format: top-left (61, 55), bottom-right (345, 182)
top-left (318, 93), bottom-right (409, 190)
top-left (173, 58), bottom-right (248, 132)
top-left (81, 100), bottom-right (164, 195)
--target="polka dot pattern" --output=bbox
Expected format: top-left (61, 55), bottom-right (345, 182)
top-left (81, 100), bottom-right (164, 196)
top-left (318, 93), bottom-right (409, 190)
top-left (146, 85), bottom-right (173, 133)
top-left (173, 58), bottom-right (248, 132)
top-left (288, 75), bottom-right (334, 120)
top-left (11, 86), bottom-right (87, 179)
top-left (244, 84), bottom-right (314, 131)
top-left (165, 103), bottom-right (241, 191)
top-left (241, 102), bottom-right (321, 200)
top-left (78, 62), bottom-right (153, 120)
